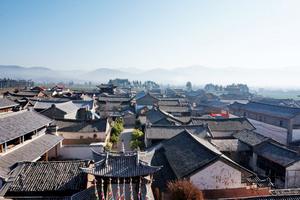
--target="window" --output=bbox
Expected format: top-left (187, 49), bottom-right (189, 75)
top-left (279, 120), bottom-right (283, 127)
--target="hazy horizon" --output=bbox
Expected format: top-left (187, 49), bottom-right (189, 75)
top-left (1, 1), bottom-right (300, 71)
top-left (1, 0), bottom-right (300, 88)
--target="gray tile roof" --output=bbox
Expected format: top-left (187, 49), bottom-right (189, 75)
top-left (160, 130), bottom-right (221, 178)
top-left (159, 105), bottom-right (190, 113)
top-left (0, 134), bottom-right (63, 179)
top-left (33, 101), bottom-right (61, 110)
top-left (145, 108), bottom-right (185, 125)
top-left (0, 98), bottom-right (18, 109)
top-left (136, 93), bottom-right (158, 105)
top-left (150, 147), bottom-right (177, 191)
top-left (233, 130), bottom-right (269, 147)
top-left (230, 101), bottom-right (300, 119)
top-left (54, 119), bottom-right (107, 133)
top-left (3, 160), bottom-right (88, 197)
top-left (189, 117), bottom-right (255, 138)
top-left (98, 96), bottom-right (132, 103)
top-left (150, 130), bottom-right (256, 191)
top-left (8, 90), bottom-right (40, 97)
top-left (145, 124), bottom-right (208, 140)
top-left (196, 100), bottom-right (229, 108)
top-left (158, 99), bottom-right (180, 106)
top-left (254, 141), bottom-right (300, 167)
top-left (54, 101), bottom-right (79, 114)
top-left (72, 100), bottom-right (94, 110)
top-left (33, 100), bottom-right (93, 111)
top-left (0, 110), bottom-right (53, 144)
top-left (211, 139), bottom-right (250, 152)
top-left (81, 151), bottom-right (161, 178)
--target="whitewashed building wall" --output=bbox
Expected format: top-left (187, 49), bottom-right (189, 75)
top-left (286, 161), bottom-right (300, 188)
top-left (190, 160), bottom-right (243, 190)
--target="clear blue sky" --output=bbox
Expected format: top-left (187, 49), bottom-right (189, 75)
top-left (1, 0), bottom-right (300, 70)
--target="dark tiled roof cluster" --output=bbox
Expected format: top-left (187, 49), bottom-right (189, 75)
top-left (230, 101), bottom-right (300, 119)
top-left (145, 124), bottom-right (208, 139)
top-left (159, 105), bottom-right (190, 113)
top-left (8, 90), bottom-right (40, 97)
top-left (0, 110), bottom-right (53, 144)
top-left (196, 100), bottom-right (229, 108)
top-left (136, 93), bottom-right (158, 105)
top-left (4, 160), bottom-right (88, 196)
top-left (150, 130), bottom-right (255, 191)
top-left (54, 119), bottom-right (107, 133)
top-left (98, 96), bottom-right (132, 102)
top-left (145, 108), bottom-right (185, 125)
top-left (73, 100), bottom-right (94, 110)
top-left (254, 141), bottom-right (300, 167)
top-left (254, 98), bottom-right (300, 108)
top-left (0, 98), bottom-right (18, 109)
top-left (54, 101), bottom-right (79, 114)
top-left (150, 147), bottom-right (177, 190)
top-left (233, 130), bottom-right (269, 147)
top-left (33, 100), bottom-right (93, 111)
top-left (158, 99), bottom-right (180, 106)
top-left (160, 130), bottom-right (221, 178)
top-left (190, 117), bottom-right (255, 132)
top-left (150, 130), bottom-right (221, 190)
top-left (0, 134), bottom-right (63, 179)
top-left (33, 100), bottom-right (67, 110)
top-left (81, 151), bottom-right (161, 178)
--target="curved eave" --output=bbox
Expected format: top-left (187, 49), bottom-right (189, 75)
top-left (80, 165), bottom-right (162, 178)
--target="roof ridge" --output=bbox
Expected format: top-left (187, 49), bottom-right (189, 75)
top-left (250, 101), bottom-right (300, 110)
top-left (186, 130), bottom-right (222, 156)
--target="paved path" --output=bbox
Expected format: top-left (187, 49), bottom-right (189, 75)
top-left (117, 128), bottom-right (134, 151)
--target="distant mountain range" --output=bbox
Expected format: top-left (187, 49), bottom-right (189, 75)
top-left (0, 65), bottom-right (299, 88)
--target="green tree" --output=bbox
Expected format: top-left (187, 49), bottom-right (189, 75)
top-left (110, 134), bottom-right (119, 144)
top-left (130, 139), bottom-right (142, 150)
top-left (132, 129), bottom-right (144, 140)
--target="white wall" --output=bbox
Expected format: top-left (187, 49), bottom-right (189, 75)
top-left (59, 145), bottom-right (95, 160)
top-left (190, 160), bottom-right (242, 190)
top-left (292, 129), bottom-right (300, 142)
top-left (59, 131), bottom-right (106, 140)
top-left (286, 161), bottom-right (300, 188)
top-left (64, 111), bottom-right (78, 120)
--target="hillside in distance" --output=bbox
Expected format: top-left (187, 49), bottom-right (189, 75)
top-left (0, 65), bottom-right (299, 88)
